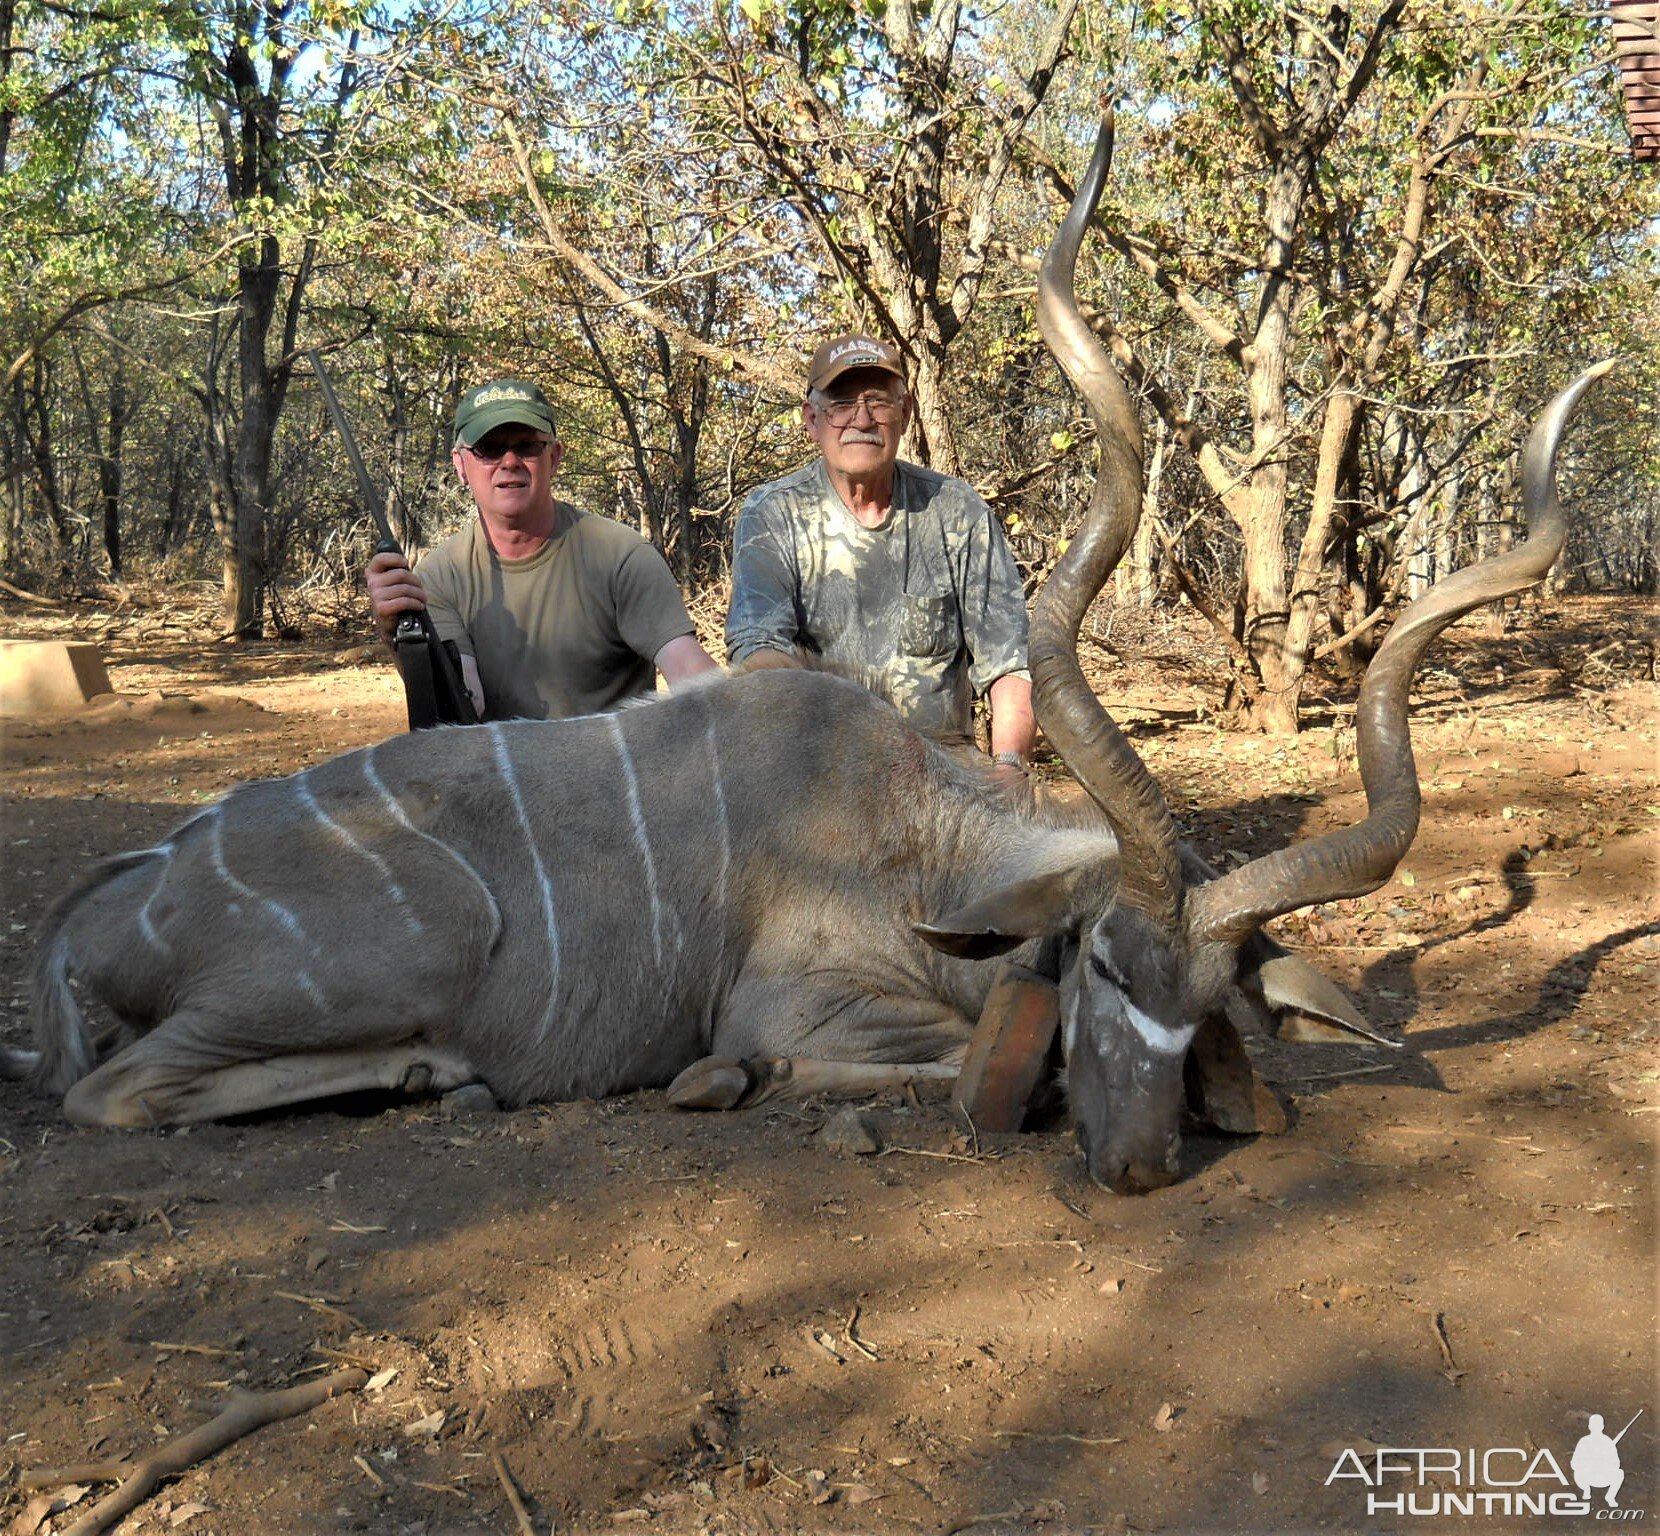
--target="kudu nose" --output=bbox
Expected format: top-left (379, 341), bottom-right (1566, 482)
top-left (1087, 1141), bottom-right (1182, 1195)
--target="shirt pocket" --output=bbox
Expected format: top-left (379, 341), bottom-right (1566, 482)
top-left (899, 591), bottom-right (960, 658)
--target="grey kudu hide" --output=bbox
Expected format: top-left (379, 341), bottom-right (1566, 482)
top-left (6, 121), bottom-right (1611, 1194)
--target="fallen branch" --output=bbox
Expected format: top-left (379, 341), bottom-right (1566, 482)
top-left (843, 1303), bottom-right (880, 1362)
top-left (273, 1289), bottom-right (365, 1329)
top-left (0, 576), bottom-right (56, 605)
top-left (877, 1145), bottom-right (1001, 1166)
top-left (492, 1450), bottom-right (538, 1536)
top-left (991, 1430), bottom-right (1124, 1446)
top-left (20, 1461), bottom-right (129, 1492)
top-left (1429, 1310), bottom-right (1464, 1382)
top-left (37, 1367), bottom-right (369, 1536)
top-left (1268, 1062), bottom-right (1398, 1084)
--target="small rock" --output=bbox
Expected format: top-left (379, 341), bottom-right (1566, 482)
top-left (820, 1107), bottom-right (880, 1155)
top-left (441, 1083), bottom-right (499, 1117)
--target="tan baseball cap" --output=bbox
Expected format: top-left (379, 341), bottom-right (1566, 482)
top-left (806, 334), bottom-right (904, 394)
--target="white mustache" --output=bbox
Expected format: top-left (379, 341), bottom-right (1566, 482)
top-left (840, 431), bottom-right (885, 446)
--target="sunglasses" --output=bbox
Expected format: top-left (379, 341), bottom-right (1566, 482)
top-left (467, 436), bottom-right (552, 464)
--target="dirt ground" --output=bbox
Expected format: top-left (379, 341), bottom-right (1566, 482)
top-left (0, 590), bottom-right (1654, 1536)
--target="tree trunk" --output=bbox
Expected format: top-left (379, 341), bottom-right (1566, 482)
top-left (1228, 404), bottom-right (1296, 732)
top-left (385, 350), bottom-right (420, 550)
top-left (1433, 464), bottom-right (1458, 591)
top-left (1221, 153), bottom-right (1313, 736)
top-left (18, 363), bottom-right (71, 570)
top-left (1, 438), bottom-right (21, 569)
top-left (0, 0), bottom-right (14, 181)
top-left (904, 338), bottom-right (959, 476)
top-left (1117, 419), bottom-right (1165, 608)
top-left (97, 372), bottom-right (126, 579)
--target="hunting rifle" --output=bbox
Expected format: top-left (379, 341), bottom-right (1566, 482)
top-left (309, 350), bottom-right (478, 730)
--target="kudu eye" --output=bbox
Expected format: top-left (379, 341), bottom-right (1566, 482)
top-left (1089, 952), bottom-right (1128, 989)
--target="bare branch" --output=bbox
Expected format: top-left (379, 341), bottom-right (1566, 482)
top-left (1206, 14), bottom-right (1282, 157)
top-left (947, 0), bottom-right (1081, 324)
top-left (499, 117), bottom-right (798, 398)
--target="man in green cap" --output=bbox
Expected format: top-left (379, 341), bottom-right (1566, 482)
top-left (367, 377), bottom-right (717, 720)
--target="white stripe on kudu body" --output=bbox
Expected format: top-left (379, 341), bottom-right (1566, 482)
top-left (295, 776), bottom-right (420, 935)
top-left (359, 748), bottom-right (500, 943)
top-left (135, 845), bottom-right (175, 956)
top-left (490, 725), bottom-right (561, 1039)
top-left (206, 809), bottom-right (328, 1008)
top-left (703, 703), bottom-right (731, 916)
top-left (609, 714), bottom-right (666, 965)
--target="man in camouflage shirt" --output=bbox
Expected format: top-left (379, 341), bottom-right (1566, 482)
top-left (725, 334), bottom-right (1036, 767)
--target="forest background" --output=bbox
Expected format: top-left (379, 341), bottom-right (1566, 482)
top-left (4, 0), bottom-right (1656, 733)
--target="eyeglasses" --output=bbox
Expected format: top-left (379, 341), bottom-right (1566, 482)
top-left (816, 391), bottom-right (904, 427)
top-left (467, 436), bottom-right (552, 464)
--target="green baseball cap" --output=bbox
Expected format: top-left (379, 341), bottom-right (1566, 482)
top-left (453, 378), bottom-right (557, 447)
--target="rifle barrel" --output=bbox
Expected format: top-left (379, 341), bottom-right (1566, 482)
top-left (308, 349), bottom-right (398, 550)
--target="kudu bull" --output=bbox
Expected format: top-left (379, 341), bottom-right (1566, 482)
top-left (4, 120), bottom-right (1609, 1193)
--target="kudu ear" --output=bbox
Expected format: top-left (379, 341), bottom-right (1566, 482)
top-left (914, 867), bottom-right (1087, 960)
top-left (1229, 932), bottom-right (1402, 1048)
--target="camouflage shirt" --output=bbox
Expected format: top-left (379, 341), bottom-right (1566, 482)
top-left (725, 458), bottom-right (1029, 742)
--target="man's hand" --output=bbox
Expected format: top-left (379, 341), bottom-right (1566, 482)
top-left (365, 549), bottom-right (427, 646)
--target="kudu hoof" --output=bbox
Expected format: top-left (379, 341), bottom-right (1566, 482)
top-left (666, 1057), bottom-right (754, 1110)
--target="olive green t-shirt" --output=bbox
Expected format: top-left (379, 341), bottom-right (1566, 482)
top-left (418, 507), bottom-right (695, 722)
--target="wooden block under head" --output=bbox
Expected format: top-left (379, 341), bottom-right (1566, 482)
top-left (952, 961), bottom-right (1060, 1133)
top-left (0, 639), bottom-right (114, 716)
top-left (1183, 1013), bottom-right (1289, 1135)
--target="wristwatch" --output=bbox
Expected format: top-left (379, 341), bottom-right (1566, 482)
top-left (993, 751), bottom-right (1028, 772)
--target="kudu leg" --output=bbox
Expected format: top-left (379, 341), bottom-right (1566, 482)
top-left (667, 1055), bottom-right (961, 1110)
top-left (63, 1023), bottom-right (480, 1128)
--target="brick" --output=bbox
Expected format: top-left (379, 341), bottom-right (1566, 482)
top-left (0, 640), bottom-right (113, 716)
top-left (951, 962), bottom-right (1060, 1133)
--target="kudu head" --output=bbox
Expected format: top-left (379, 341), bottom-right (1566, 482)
top-left (919, 113), bottom-right (1612, 1194)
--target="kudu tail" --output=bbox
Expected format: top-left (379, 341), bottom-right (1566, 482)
top-left (28, 931), bottom-right (89, 1093)
top-left (25, 848), bottom-right (168, 1095)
